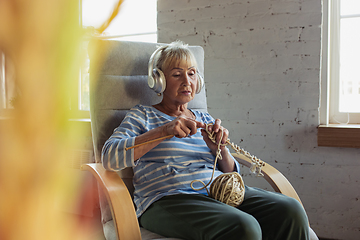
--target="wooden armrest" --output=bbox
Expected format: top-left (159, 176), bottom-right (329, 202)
top-left (81, 163), bottom-right (141, 240)
top-left (233, 153), bottom-right (320, 237)
top-left (232, 153), bottom-right (303, 206)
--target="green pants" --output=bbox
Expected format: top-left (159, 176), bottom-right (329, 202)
top-left (139, 186), bottom-right (309, 240)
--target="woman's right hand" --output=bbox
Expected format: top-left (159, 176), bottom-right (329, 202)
top-left (132, 115), bottom-right (204, 161)
top-left (163, 115), bottom-right (205, 138)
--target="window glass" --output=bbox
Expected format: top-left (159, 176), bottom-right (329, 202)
top-left (82, 0), bottom-right (157, 37)
top-left (80, 0), bottom-right (157, 111)
top-left (340, 0), bottom-right (360, 15)
top-left (338, 0), bottom-right (360, 113)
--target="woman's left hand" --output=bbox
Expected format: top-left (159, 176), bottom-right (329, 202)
top-left (201, 118), bottom-right (229, 155)
top-left (201, 119), bottom-right (235, 172)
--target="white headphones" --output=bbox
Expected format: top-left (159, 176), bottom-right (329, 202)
top-left (148, 46), bottom-right (204, 94)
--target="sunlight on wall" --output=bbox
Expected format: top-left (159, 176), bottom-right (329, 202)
top-left (0, 0), bottom-right (105, 239)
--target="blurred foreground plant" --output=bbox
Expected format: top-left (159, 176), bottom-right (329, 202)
top-left (0, 0), bottom-right (109, 239)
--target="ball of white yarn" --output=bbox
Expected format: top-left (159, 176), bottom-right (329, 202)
top-left (210, 172), bottom-right (245, 207)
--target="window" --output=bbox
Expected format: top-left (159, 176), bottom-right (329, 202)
top-left (0, 0), bottom-right (157, 116)
top-left (79, 0), bottom-right (157, 112)
top-left (0, 53), bottom-right (5, 109)
top-left (0, 52), bottom-right (16, 112)
top-left (322, 0), bottom-right (360, 124)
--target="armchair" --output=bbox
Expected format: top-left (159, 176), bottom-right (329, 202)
top-left (83, 40), bottom-right (318, 240)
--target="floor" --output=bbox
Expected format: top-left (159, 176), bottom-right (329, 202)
top-left (83, 207), bottom-right (106, 240)
top-left (67, 206), bottom-right (106, 240)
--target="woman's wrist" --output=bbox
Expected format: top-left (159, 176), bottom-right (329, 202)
top-left (161, 123), bottom-right (170, 137)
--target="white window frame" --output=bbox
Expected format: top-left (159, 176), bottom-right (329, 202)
top-left (321, 0), bottom-right (360, 125)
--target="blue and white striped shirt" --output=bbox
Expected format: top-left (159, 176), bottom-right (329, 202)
top-left (102, 104), bottom-right (240, 217)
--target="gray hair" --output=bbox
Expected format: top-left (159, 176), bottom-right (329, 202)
top-left (155, 40), bottom-right (198, 71)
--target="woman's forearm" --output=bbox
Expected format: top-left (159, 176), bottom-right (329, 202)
top-left (217, 147), bottom-right (236, 173)
top-left (132, 125), bottom-right (169, 160)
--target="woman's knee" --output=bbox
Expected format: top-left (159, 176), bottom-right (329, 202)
top-left (276, 196), bottom-right (308, 225)
top-left (238, 219), bottom-right (262, 240)
top-left (220, 212), bottom-right (262, 240)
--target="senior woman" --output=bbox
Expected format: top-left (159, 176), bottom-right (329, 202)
top-left (101, 40), bottom-right (309, 240)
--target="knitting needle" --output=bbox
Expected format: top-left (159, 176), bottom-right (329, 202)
top-left (125, 123), bottom-right (212, 151)
top-left (125, 135), bottom-right (174, 151)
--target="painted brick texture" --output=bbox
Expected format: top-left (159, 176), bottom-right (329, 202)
top-left (157, 0), bottom-right (360, 239)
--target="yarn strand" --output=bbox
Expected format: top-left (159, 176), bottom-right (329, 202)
top-left (190, 123), bottom-right (266, 207)
top-left (190, 129), bottom-right (224, 195)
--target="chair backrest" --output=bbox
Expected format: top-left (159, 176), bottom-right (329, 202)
top-left (89, 40), bottom-right (207, 192)
top-left (88, 40), bottom-right (207, 234)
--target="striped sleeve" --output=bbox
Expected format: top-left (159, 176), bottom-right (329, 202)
top-left (101, 105), bottom-right (148, 171)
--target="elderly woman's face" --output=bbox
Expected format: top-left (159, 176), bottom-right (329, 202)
top-left (163, 60), bottom-right (198, 106)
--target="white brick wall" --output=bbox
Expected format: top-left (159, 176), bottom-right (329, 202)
top-left (158, 0), bottom-right (360, 239)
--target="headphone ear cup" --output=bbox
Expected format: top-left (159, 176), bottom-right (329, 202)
top-left (148, 46), bottom-right (166, 94)
top-left (148, 71), bottom-right (156, 89)
top-left (150, 68), bottom-right (166, 94)
top-left (157, 69), bottom-right (166, 93)
top-left (196, 73), bottom-right (204, 94)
